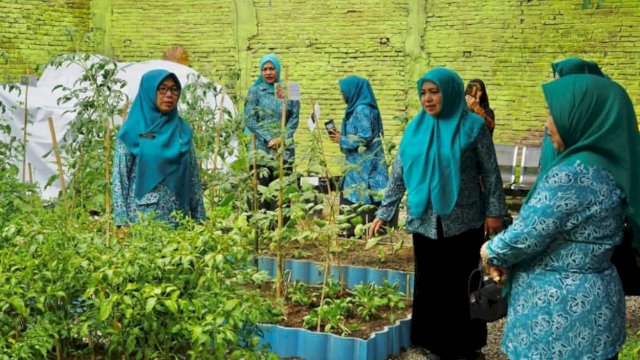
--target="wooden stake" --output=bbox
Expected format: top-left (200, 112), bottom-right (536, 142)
top-left (252, 133), bottom-right (260, 268)
top-left (47, 117), bottom-right (67, 195)
top-left (275, 68), bottom-right (288, 299)
top-left (21, 79), bottom-right (29, 183)
top-left (105, 116), bottom-right (112, 243)
top-left (211, 87), bottom-right (225, 174)
top-left (121, 99), bottom-right (130, 123)
top-left (27, 163), bottom-right (33, 184)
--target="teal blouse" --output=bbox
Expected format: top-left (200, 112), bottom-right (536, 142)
top-left (339, 104), bottom-right (388, 204)
top-left (377, 125), bottom-right (506, 238)
top-left (244, 82), bottom-right (300, 164)
top-left (112, 140), bottom-right (206, 226)
top-left (486, 161), bottom-right (625, 359)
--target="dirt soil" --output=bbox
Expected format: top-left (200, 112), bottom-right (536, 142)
top-left (280, 234), bottom-right (416, 273)
top-left (279, 299), bottom-right (413, 340)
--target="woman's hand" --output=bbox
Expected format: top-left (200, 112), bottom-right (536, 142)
top-left (466, 95), bottom-right (479, 110)
top-left (369, 218), bottom-right (385, 238)
top-left (329, 130), bottom-right (341, 144)
top-left (268, 137), bottom-right (282, 148)
top-left (480, 241), bottom-right (507, 286)
top-left (486, 265), bottom-right (508, 286)
top-left (115, 226), bottom-right (129, 239)
top-left (484, 216), bottom-right (503, 237)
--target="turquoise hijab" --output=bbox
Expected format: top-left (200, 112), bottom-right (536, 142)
top-left (540, 58), bottom-right (607, 171)
top-left (541, 74), bottom-right (640, 250)
top-left (117, 69), bottom-right (193, 212)
top-left (551, 57), bottom-right (605, 78)
top-left (338, 75), bottom-right (382, 135)
top-left (399, 68), bottom-right (485, 218)
top-left (253, 54), bottom-right (281, 88)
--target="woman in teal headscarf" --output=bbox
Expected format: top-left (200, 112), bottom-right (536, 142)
top-left (112, 69), bottom-right (206, 227)
top-left (370, 68), bottom-right (507, 359)
top-left (539, 57), bottom-right (606, 172)
top-left (243, 54), bottom-right (300, 211)
top-left (328, 75), bottom-right (389, 237)
top-left (481, 74), bottom-right (639, 359)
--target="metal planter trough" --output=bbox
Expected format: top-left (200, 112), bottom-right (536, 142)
top-left (256, 257), bottom-right (414, 360)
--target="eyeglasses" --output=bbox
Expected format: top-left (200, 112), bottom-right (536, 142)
top-left (157, 86), bottom-right (180, 95)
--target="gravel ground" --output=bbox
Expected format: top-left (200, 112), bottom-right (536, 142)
top-left (394, 296), bottom-right (640, 360)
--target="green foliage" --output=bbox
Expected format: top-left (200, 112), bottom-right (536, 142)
top-left (294, 278), bottom-right (408, 336)
top-left (51, 53), bottom-right (126, 213)
top-left (0, 204), bottom-right (280, 359)
top-left (620, 328), bottom-right (640, 359)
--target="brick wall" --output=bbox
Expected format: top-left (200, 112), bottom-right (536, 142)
top-left (0, 0), bottom-right (91, 79)
top-left (420, 0), bottom-right (640, 146)
top-left (2, 0), bottom-right (640, 156)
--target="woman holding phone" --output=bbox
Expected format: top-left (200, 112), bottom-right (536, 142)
top-left (465, 79), bottom-right (495, 135)
top-left (329, 75), bottom-right (389, 237)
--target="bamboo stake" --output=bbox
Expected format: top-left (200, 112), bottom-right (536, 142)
top-left (121, 99), bottom-right (130, 123)
top-left (47, 117), bottom-right (67, 195)
top-left (275, 69), bottom-right (288, 299)
top-left (27, 163), bottom-right (33, 184)
top-left (211, 87), bottom-right (225, 174)
top-left (105, 115), bottom-right (112, 243)
top-left (252, 133), bottom-right (260, 268)
top-left (406, 273), bottom-right (411, 300)
top-left (317, 259), bottom-right (331, 332)
top-left (21, 74), bottom-right (29, 183)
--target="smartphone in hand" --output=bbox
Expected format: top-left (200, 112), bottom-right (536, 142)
top-left (324, 120), bottom-right (337, 135)
top-left (466, 83), bottom-right (479, 98)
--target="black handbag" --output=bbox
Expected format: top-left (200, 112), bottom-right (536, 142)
top-left (468, 260), bottom-right (508, 322)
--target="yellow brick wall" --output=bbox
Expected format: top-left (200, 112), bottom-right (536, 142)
top-left (0, 0), bottom-right (91, 79)
top-left (2, 0), bottom-right (640, 157)
top-left (420, 0), bottom-right (640, 146)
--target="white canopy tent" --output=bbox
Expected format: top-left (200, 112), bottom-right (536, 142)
top-left (0, 55), bottom-right (236, 199)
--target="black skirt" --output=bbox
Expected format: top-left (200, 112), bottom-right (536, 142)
top-left (411, 222), bottom-right (487, 358)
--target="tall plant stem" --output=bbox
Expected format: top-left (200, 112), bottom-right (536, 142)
top-left (210, 87), bottom-right (226, 216)
top-left (276, 68), bottom-right (288, 299)
top-left (317, 259), bottom-right (331, 332)
top-left (21, 75), bottom-right (29, 183)
top-left (252, 133), bottom-right (259, 268)
top-left (105, 115), bottom-right (112, 244)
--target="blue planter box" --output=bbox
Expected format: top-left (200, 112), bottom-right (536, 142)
top-left (256, 257), bottom-right (414, 360)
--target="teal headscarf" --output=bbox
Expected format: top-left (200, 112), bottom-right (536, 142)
top-left (551, 57), bottom-right (605, 78)
top-left (540, 58), bottom-right (607, 171)
top-left (399, 68), bottom-right (485, 218)
top-left (253, 54), bottom-right (281, 88)
top-left (541, 74), bottom-right (640, 250)
top-left (117, 69), bottom-right (193, 212)
top-left (338, 75), bottom-right (382, 135)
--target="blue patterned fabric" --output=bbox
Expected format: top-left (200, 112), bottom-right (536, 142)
top-left (112, 140), bottom-right (206, 226)
top-left (399, 68), bottom-right (486, 218)
top-left (339, 104), bottom-right (388, 204)
top-left (377, 125), bottom-right (506, 238)
top-left (486, 161), bottom-right (626, 359)
top-left (244, 82), bottom-right (300, 164)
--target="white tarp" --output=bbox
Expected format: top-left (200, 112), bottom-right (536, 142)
top-left (0, 55), bottom-right (236, 199)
